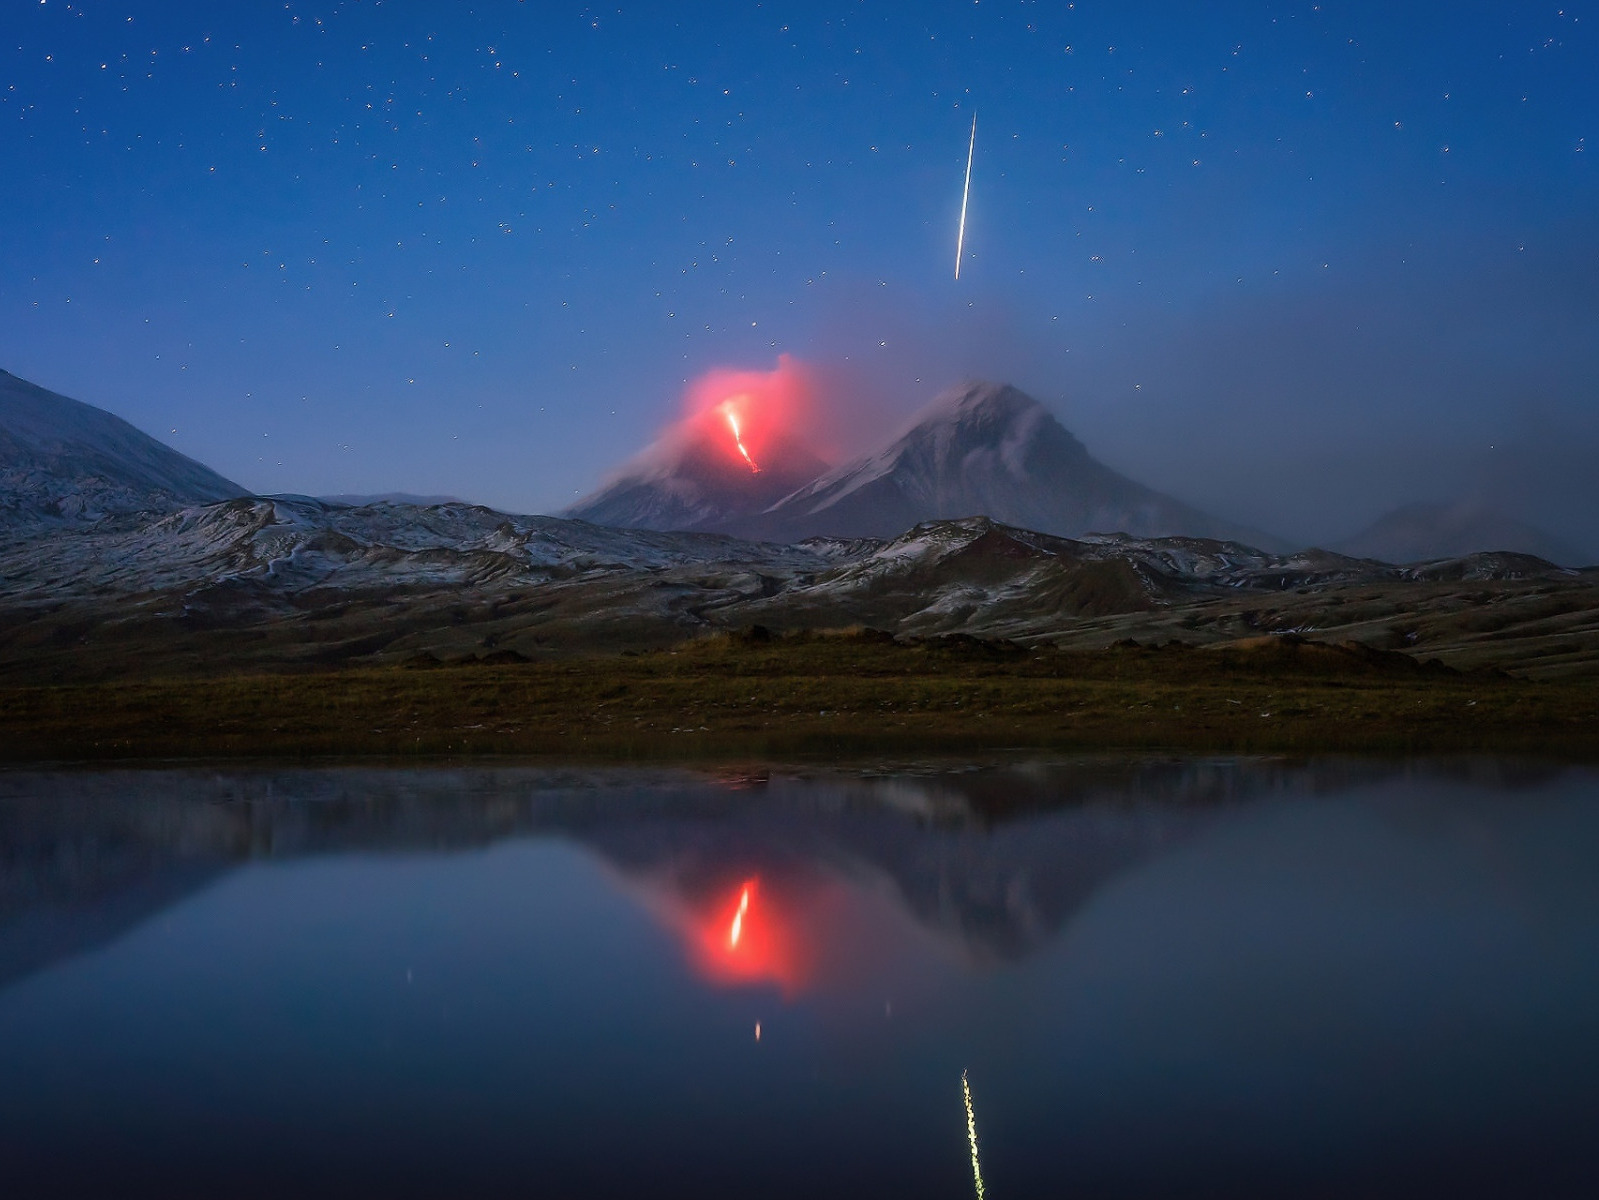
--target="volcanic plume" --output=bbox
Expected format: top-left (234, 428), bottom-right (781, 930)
top-left (564, 356), bottom-right (829, 533)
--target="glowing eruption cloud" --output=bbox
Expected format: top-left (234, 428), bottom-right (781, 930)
top-left (722, 404), bottom-right (761, 473)
top-left (677, 355), bottom-right (822, 473)
top-left (963, 1070), bottom-right (986, 1200)
top-left (955, 113), bottom-right (976, 280)
top-left (729, 881), bottom-right (754, 947)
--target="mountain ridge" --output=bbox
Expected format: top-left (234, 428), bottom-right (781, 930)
top-left (0, 368), bottom-right (245, 527)
top-left (4, 370), bottom-right (1596, 680)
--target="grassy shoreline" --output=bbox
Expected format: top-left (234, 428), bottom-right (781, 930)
top-left (2, 632), bottom-right (1596, 764)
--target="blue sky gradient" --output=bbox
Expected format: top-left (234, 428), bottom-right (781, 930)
top-left (4, 2), bottom-right (1595, 548)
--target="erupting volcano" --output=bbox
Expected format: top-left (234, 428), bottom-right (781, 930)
top-left (564, 356), bottom-right (827, 533)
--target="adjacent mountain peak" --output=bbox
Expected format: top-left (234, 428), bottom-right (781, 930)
top-left (0, 369), bottom-right (246, 528)
top-left (746, 379), bottom-right (1279, 547)
top-left (924, 378), bottom-right (1064, 424)
top-left (862, 379), bottom-right (1086, 488)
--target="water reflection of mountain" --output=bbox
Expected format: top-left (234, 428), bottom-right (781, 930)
top-left (0, 758), bottom-right (1557, 992)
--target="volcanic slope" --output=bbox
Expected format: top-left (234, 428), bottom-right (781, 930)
top-left (565, 420), bottom-right (827, 534)
top-left (0, 494), bottom-right (858, 678)
top-left (743, 381), bottom-right (1282, 546)
top-left (0, 369), bottom-right (245, 529)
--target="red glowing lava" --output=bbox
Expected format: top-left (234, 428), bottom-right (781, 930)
top-left (612, 863), bottom-right (925, 1001)
top-left (722, 404), bottom-right (760, 474)
top-left (690, 875), bottom-right (813, 993)
top-left (683, 355), bottom-right (817, 475)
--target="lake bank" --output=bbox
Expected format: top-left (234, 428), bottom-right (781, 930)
top-left (3, 632), bottom-right (1596, 762)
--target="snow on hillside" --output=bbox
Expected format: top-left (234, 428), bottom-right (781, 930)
top-left (0, 497), bottom-right (839, 604)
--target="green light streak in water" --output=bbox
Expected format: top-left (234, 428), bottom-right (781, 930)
top-left (963, 1069), bottom-right (986, 1200)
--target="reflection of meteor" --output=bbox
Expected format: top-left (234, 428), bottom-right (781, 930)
top-left (955, 113), bottom-right (976, 280)
top-left (729, 881), bottom-right (754, 947)
top-left (963, 1070), bottom-right (986, 1200)
top-left (723, 407), bottom-right (760, 473)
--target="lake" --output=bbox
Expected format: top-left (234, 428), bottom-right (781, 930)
top-left (1, 757), bottom-right (1596, 1198)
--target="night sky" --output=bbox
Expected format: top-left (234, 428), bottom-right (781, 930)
top-left (4, 2), bottom-right (1596, 550)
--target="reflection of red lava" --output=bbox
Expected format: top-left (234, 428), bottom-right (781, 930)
top-left (691, 875), bottom-right (816, 995)
top-left (609, 859), bottom-right (914, 1000)
top-left (728, 879), bottom-right (754, 946)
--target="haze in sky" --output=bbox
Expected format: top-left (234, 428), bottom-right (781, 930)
top-left (3, 2), bottom-right (1595, 552)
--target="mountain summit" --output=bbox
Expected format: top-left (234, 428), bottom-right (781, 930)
top-left (746, 381), bottom-right (1276, 545)
top-left (0, 369), bottom-right (245, 527)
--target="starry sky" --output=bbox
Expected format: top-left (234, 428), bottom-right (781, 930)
top-left (4, 1), bottom-right (1596, 550)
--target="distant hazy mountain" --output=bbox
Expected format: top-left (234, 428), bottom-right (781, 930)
top-left (321, 492), bottom-right (463, 507)
top-left (743, 381), bottom-right (1283, 546)
top-left (565, 419), bottom-right (827, 533)
top-left (1333, 500), bottom-right (1585, 567)
top-left (0, 369), bottom-right (244, 526)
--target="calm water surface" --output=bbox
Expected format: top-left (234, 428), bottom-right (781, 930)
top-left (1, 758), bottom-right (1596, 1198)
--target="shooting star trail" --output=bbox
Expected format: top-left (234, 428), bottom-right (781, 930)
top-left (963, 1069), bottom-right (986, 1200)
top-left (955, 113), bottom-right (976, 280)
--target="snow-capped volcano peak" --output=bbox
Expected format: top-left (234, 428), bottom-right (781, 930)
top-left (802, 380), bottom-right (1082, 508)
top-left (918, 378), bottom-right (1055, 428)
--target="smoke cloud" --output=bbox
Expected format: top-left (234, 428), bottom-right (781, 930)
top-left (785, 225), bottom-right (1599, 560)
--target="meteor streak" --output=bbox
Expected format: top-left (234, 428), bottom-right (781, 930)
top-left (724, 407), bottom-right (760, 473)
top-left (955, 113), bottom-right (976, 280)
top-left (962, 1070), bottom-right (986, 1200)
